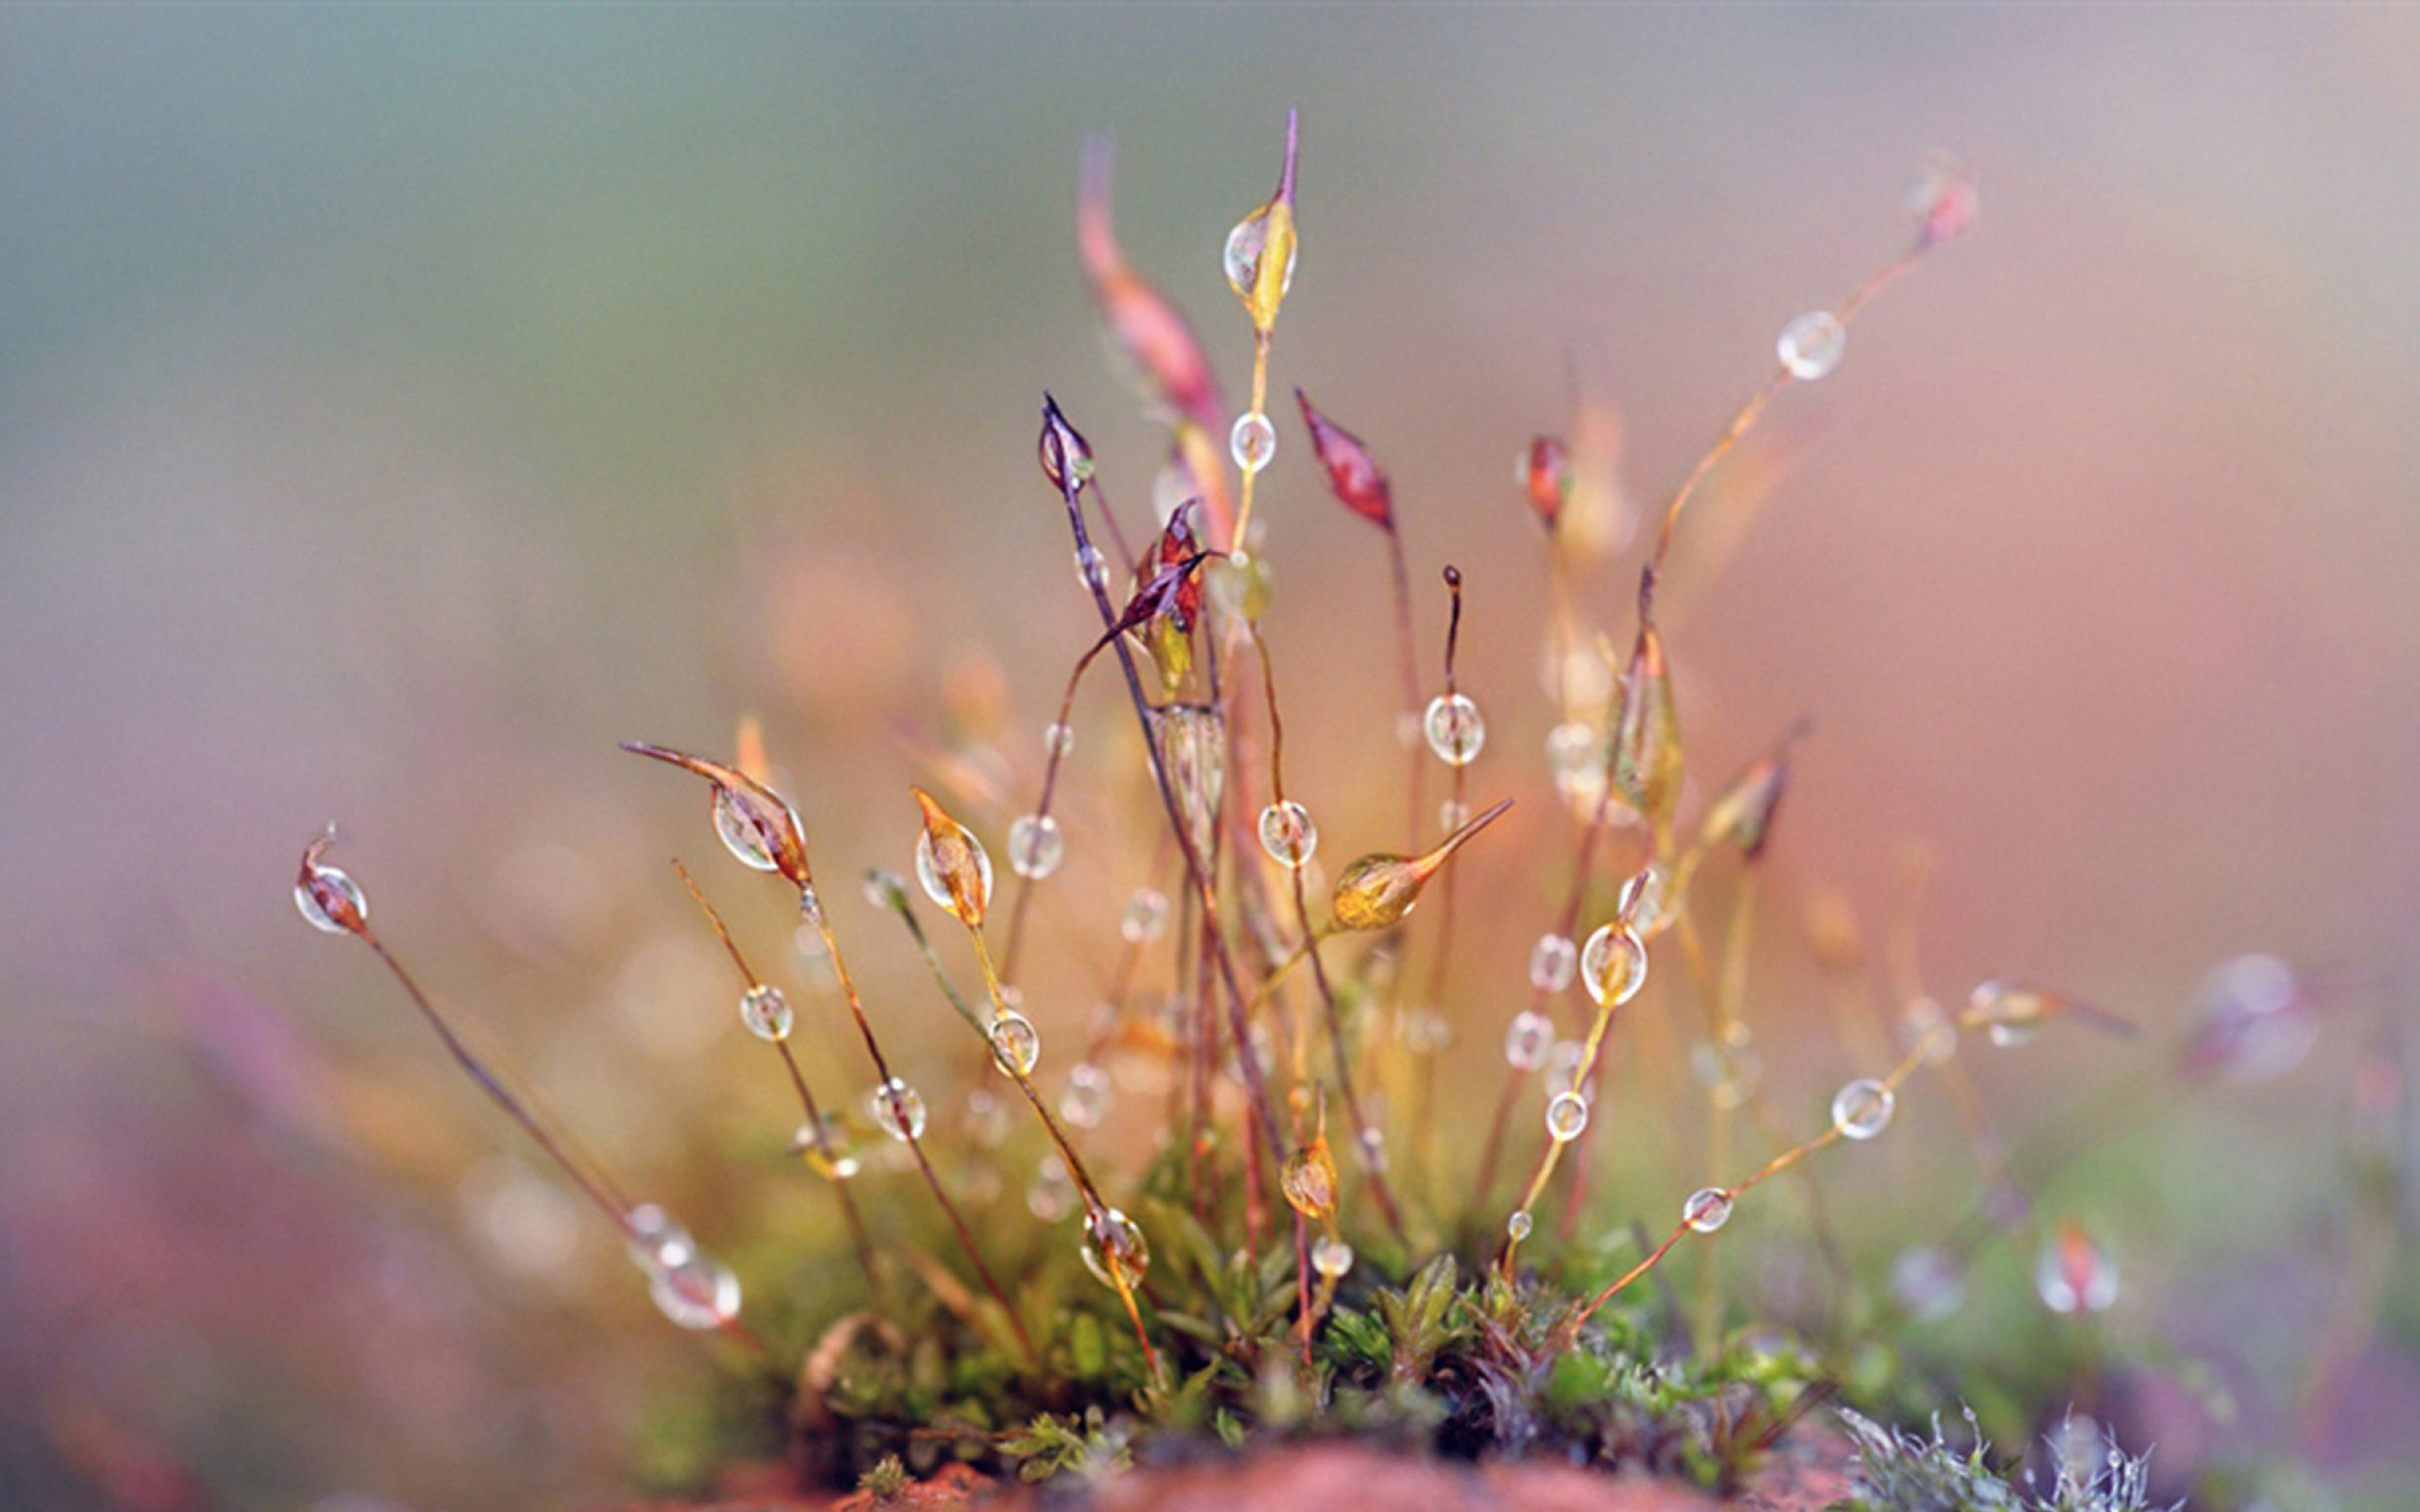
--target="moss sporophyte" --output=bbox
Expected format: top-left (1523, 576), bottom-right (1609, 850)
top-left (294, 116), bottom-right (2242, 1508)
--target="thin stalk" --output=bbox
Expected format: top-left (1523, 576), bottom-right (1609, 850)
top-left (1249, 627), bottom-right (1409, 1243)
top-left (670, 861), bottom-right (880, 1300)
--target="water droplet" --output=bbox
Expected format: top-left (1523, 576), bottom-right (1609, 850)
top-left (738, 984), bottom-right (793, 1042)
top-left (1506, 1209), bottom-right (1534, 1243)
top-left (1059, 1061), bottom-right (1112, 1128)
top-left (1966, 978), bottom-right (2048, 1047)
top-left (1898, 996), bottom-right (1958, 1064)
top-left (869, 1076), bottom-right (927, 1142)
top-left (714, 784), bottom-right (792, 873)
top-left (1776, 311), bottom-right (1846, 381)
top-left (2036, 1219), bottom-right (2118, 1314)
top-left (1230, 411), bottom-right (1277, 474)
top-left (1044, 721), bottom-right (1076, 760)
top-left (1581, 922), bottom-right (1649, 1006)
top-left (1503, 1010), bottom-right (1554, 1072)
top-left (988, 1010), bottom-right (1041, 1077)
top-left (1830, 1076), bottom-right (1896, 1140)
top-left (1616, 862), bottom-right (1676, 936)
top-left (1258, 800), bottom-right (1319, 868)
top-left (1689, 1029), bottom-right (1764, 1109)
top-left (1545, 1091), bottom-right (1591, 1143)
top-left (1529, 934), bottom-right (1578, 993)
top-left (1027, 1154), bottom-right (1074, 1221)
top-left (1311, 1234), bottom-right (1355, 1279)
top-left (1080, 1205), bottom-right (1151, 1290)
top-left (625, 1202), bottom-right (689, 1268)
top-left (912, 797), bottom-right (994, 923)
top-left (1683, 1187), bottom-right (1735, 1234)
top-left (647, 1245), bottom-right (741, 1331)
top-left (1890, 1246), bottom-right (1963, 1321)
top-left (1281, 1138), bottom-right (1340, 1218)
top-left (1437, 797), bottom-right (1469, 832)
top-left (1424, 693), bottom-right (1487, 766)
top-left (1222, 207), bottom-right (1297, 304)
top-left (295, 862), bottom-right (367, 935)
top-left (1156, 704), bottom-right (1226, 855)
top-left (1005, 814), bottom-right (1064, 881)
top-left (1119, 887), bottom-right (1169, 945)
top-left (1072, 543), bottom-right (1108, 593)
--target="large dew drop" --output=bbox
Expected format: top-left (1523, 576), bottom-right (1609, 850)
top-left (738, 984), bottom-right (793, 1042)
top-left (1829, 1076), bottom-right (1896, 1140)
top-left (295, 864), bottom-right (367, 935)
top-left (1529, 934), bottom-right (1578, 993)
top-left (1258, 800), bottom-right (1318, 868)
top-left (1581, 922), bottom-right (1649, 1006)
top-left (1545, 1091), bottom-right (1590, 1143)
top-left (1776, 311), bottom-right (1846, 381)
top-left (988, 1010), bottom-right (1042, 1077)
top-left (1682, 1187), bottom-right (1735, 1234)
top-left (870, 1077), bottom-right (927, 1143)
top-left (1423, 693), bottom-right (1487, 766)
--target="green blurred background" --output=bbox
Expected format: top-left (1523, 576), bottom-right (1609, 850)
top-left (3, 8), bottom-right (2415, 1510)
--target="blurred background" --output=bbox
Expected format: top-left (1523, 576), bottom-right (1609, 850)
top-left (3, 9), bottom-right (2415, 1510)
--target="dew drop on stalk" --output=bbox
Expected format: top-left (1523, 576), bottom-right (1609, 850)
top-left (1545, 1091), bottom-right (1591, 1143)
top-left (647, 1245), bottom-right (741, 1331)
top-left (1581, 922), bottom-right (1649, 1007)
top-left (1044, 721), bottom-right (1075, 760)
top-left (1830, 1076), bottom-right (1896, 1140)
top-left (1072, 544), bottom-right (1108, 593)
top-left (295, 858), bottom-right (368, 935)
top-left (1005, 814), bottom-right (1064, 881)
top-left (1119, 887), bottom-right (1169, 945)
top-left (1529, 934), bottom-right (1578, 993)
top-left (1229, 411), bottom-right (1278, 474)
top-left (713, 784), bottom-right (791, 873)
top-left (1503, 1010), bottom-right (1554, 1072)
top-left (1080, 1206), bottom-right (1151, 1289)
top-left (1423, 693), bottom-right (1487, 766)
top-left (1966, 978), bottom-right (2047, 1047)
top-left (1776, 311), bottom-right (1846, 381)
top-left (1506, 1209), bottom-right (1534, 1243)
top-left (870, 1076), bottom-right (927, 1142)
top-left (1437, 798), bottom-right (1469, 832)
top-left (1616, 861), bottom-right (1675, 936)
top-left (1223, 208), bottom-right (1297, 302)
top-left (1682, 1187), bottom-right (1735, 1234)
top-left (1060, 1061), bottom-right (1112, 1128)
top-left (913, 812), bottom-right (994, 922)
top-left (625, 1203), bottom-right (690, 1270)
top-left (1259, 800), bottom-right (1318, 868)
top-left (738, 984), bottom-right (793, 1042)
top-left (988, 1009), bottom-right (1042, 1077)
top-left (1281, 1138), bottom-right (1340, 1219)
top-left (1909, 156), bottom-right (1979, 249)
top-left (1311, 1234), bottom-right (1355, 1280)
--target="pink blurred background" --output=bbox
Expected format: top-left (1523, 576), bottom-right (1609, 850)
top-left (3, 9), bottom-right (2415, 1509)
